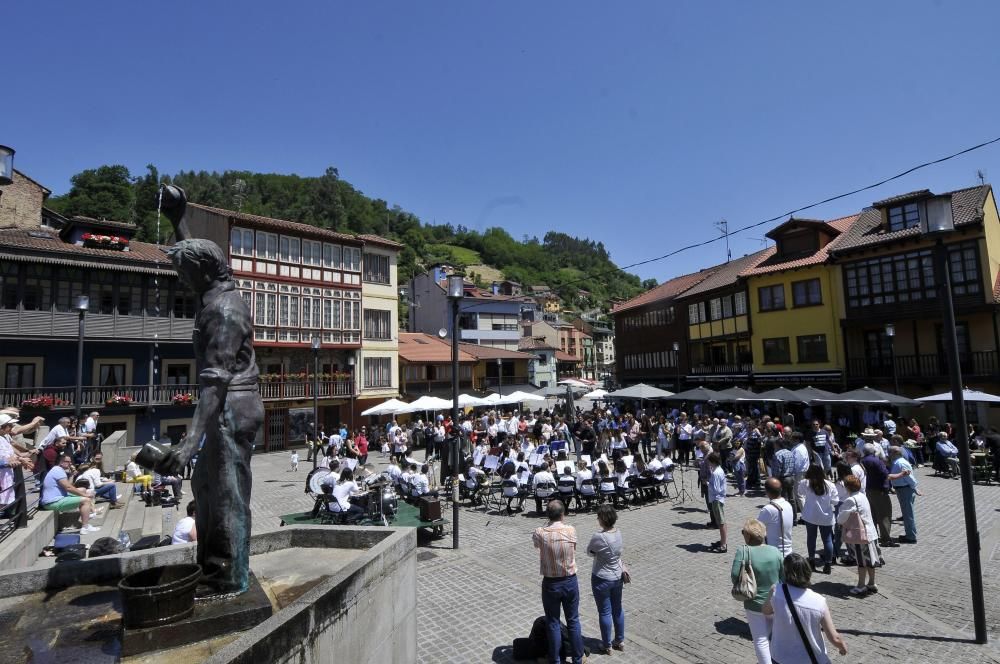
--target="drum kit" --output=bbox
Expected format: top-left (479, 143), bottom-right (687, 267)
top-left (305, 467), bottom-right (397, 526)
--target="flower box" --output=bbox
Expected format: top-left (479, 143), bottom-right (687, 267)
top-left (20, 395), bottom-right (66, 409)
top-left (172, 393), bottom-right (194, 406)
top-left (82, 233), bottom-right (130, 251)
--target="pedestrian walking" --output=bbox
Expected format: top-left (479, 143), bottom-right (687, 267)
top-left (290, 450), bottom-right (299, 472)
top-left (799, 464), bottom-right (839, 575)
top-left (836, 474), bottom-right (882, 596)
top-left (887, 446), bottom-right (918, 543)
top-left (587, 504), bottom-right (626, 655)
top-left (731, 518), bottom-right (783, 664)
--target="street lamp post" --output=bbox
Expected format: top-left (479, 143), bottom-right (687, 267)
top-left (447, 274), bottom-right (464, 550)
top-left (673, 341), bottom-right (681, 393)
top-left (884, 323), bottom-right (900, 396)
top-left (311, 336), bottom-right (321, 469)
top-left (347, 354), bottom-right (356, 431)
top-left (924, 194), bottom-right (987, 644)
top-left (74, 296), bottom-right (90, 423)
top-left (496, 357), bottom-right (503, 397)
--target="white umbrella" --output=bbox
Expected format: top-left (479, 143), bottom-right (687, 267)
top-left (456, 393), bottom-right (490, 408)
top-left (607, 383), bottom-right (674, 400)
top-left (400, 395), bottom-right (453, 413)
top-left (916, 388), bottom-right (1000, 403)
top-left (504, 390), bottom-right (546, 403)
top-left (583, 388), bottom-right (609, 399)
top-left (360, 398), bottom-right (409, 416)
top-left (559, 378), bottom-right (592, 388)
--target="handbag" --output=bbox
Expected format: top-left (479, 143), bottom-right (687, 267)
top-left (842, 503), bottom-right (869, 545)
top-left (782, 583), bottom-right (819, 664)
top-left (731, 545), bottom-right (757, 601)
top-left (621, 564), bottom-right (631, 584)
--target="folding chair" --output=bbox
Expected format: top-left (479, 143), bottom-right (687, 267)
top-left (533, 481), bottom-right (557, 515)
top-left (557, 476), bottom-right (577, 513)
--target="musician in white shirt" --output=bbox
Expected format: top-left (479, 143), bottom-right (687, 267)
top-left (530, 465), bottom-right (556, 514)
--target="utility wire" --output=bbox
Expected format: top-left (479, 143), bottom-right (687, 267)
top-left (442, 133), bottom-right (1000, 316)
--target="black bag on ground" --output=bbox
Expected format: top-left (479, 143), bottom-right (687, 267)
top-left (524, 615), bottom-right (576, 659)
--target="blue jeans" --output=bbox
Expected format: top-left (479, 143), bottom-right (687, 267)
top-left (815, 448), bottom-right (832, 475)
top-left (591, 574), bottom-right (624, 648)
top-left (895, 484), bottom-right (917, 540)
top-left (805, 522), bottom-right (834, 564)
top-left (734, 462), bottom-right (746, 494)
top-left (541, 575), bottom-right (584, 664)
top-left (95, 483), bottom-right (118, 503)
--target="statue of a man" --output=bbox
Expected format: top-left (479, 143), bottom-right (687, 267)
top-left (157, 185), bottom-right (263, 596)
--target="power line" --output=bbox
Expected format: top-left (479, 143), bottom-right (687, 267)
top-left (445, 133), bottom-right (1000, 316)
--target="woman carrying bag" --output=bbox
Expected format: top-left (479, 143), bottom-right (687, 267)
top-left (836, 473), bottom-right (882, 596)
top-left (730, 518), bottom-right (783, 664)
top-left (763, 553), bottom-right (848, 664)
top-left (587, 504), bottom-right (627, 655)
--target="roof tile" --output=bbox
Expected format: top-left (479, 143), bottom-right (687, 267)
top-left (612, 270), bottom-right (716, 313)
top-left (398, 333), bottom-right (476, 363)
top-left (0, 228), bottom-right (173, 271)
top-left (189, 203), bottom-right (362, 244)
top-left (741, 214), bottom-right (860, 277)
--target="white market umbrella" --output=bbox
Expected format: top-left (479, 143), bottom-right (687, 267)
top-left (360, 398), bottom-right (409, 416)
top-left (608, 383), bottom-right (674, 400)
top-left (400, 395), bottom-right (453, 413)
top-left (916, 388), bottom-right (1000, 403)
top-left (504, 390), bottom-right (546, 403)
top-left (559, 378), bottom-right (592, 388)
top-left (456, 393), bottom-right (490, 408)
top-left (583, 388), bottom-right (610, 399)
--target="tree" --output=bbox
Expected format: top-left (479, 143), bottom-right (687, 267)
top-left (641, 278), bottom-right (658, 290)
top-left (52, 165), bottom-right (135, 222)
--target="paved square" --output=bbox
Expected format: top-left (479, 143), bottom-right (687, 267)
top-left (248, 450), bottom-right (1000, 663)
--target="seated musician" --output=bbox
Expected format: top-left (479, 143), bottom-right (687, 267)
top-left (410, 464), bottom-right (438, 498)
top-left (399, 463), bottom-right (414, 490)
top-left (328, 467), bottom-right (365, 522)
top-left (519, 437), bottom-right (536, 460)
top-left (531, 463), bottom-right (556, 514)
top-left (514, 452), bottom-right (530, 475)
top-left (384, 456), bottom-right (402, 485)
top-left (320, 460), bottom-right (342, 491)
top-left (609, 431), bottom-right (628, 459)
top-left (557, 466), bottom-right (577, 503)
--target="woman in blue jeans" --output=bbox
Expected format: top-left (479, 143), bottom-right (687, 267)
top-left (798, 464), bottom-right (839, 575)
top-left (587, 504), bottom-right (625, 654)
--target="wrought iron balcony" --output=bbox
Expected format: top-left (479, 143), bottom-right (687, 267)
top-left (689, 362), bottom-right (753, 376)
top-left (847, 351), bottom-right (998, 380)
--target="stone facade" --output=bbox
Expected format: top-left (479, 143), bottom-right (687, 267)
top-left (0, 170), bottom-right (49, 229)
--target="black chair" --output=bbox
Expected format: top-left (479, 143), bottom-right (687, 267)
top-left (533, 481), bottom-right (557, 515)
top-left (576, 478), bottom-right (599, 512)
top-left (618, 476), bottom-right (639, 509)
top-left (501, 479), bottom-right (524, 515)
top-left (557, 476), bottom-right (577, 513)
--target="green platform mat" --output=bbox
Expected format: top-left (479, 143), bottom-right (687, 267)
top-left (280, 499), bottom-right (447, 531)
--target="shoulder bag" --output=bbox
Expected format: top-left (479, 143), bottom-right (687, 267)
top-left (771, 500), bottom-right (789, 557)
top-left (731, 545), bottom-right (757, 601)
top-left (842, 499), bottom-right (869, 545)
top-left (782, 583), bottom-right (819, 664)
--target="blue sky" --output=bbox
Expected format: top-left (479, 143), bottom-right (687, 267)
top-left (7, 1), bottom-right (1000, 281)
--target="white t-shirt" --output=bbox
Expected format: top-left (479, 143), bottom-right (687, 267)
top-left (79, 467), bottom-right (104, 490)
top-left (41, 424), bottom-right (69, 449)
top-left (758, 498), bottom-right (794, 556)
top-left (411, 473), bottom-right (430, 496)
top-left (172, 516), bottom-right (196, 544)
top-left (791, 443), bottom-right (811, 474)
top-left (331, 480), bottom-right (359, 511)
top-left (770, 584), bottom-right (832, 664)
top-left (798, 479), bottom-right (840, 526)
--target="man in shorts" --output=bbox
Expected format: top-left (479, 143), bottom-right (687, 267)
top-left (41, 454), bottom-right (100, 533)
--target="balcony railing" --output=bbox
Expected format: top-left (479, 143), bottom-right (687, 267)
top-left (0, 380), bottom-right (356, 410)
top-left (480, 376), bottom-right (531, 390)
top-left (848, 351), bottom-right (999, 380)
top-left (0, 309), bottom-right (195, 341)
top-left (689, 363), bottom-right (753, 376)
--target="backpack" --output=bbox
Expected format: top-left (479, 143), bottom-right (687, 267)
top-left (527, 616), bottom-right (572, 658)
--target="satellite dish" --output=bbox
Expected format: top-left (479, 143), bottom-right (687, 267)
top-left (437, 328), bottom-right (448, 339)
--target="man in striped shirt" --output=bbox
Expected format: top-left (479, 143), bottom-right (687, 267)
top-left (532, 500), bottom-right (585, 664)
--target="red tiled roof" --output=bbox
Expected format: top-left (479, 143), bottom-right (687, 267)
top-left (740, 214), bottom-right (860, 277)
top-left (458, 343), bottom-right (536, 360)
top-left (358, 234), bottom-right (403, 249)
top-left (612, 269), bottom-right (715, 314)
top-left (555, 351), bottom-right (581, 362)
top-left (0, 228), bottom-right (175, 274)
top-left (398, 333), bottom-right (476, 363)
top-left (677, 249), bottom-right (773, 299)
top-left (189, 203), bottom-right (362, 244)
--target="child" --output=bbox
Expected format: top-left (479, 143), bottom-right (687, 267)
top-left (290, 450), bottom-right (299, 472)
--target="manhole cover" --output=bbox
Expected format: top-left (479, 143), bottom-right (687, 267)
top-left (417, 551), bottom-right (438, 562)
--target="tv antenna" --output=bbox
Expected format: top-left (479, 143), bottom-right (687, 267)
top-left (749, 236), bottom-right (770, 248)
top-left (977, 169), bottom-right (987, 186)
top-left (715, 219), bottom-right (732, 262)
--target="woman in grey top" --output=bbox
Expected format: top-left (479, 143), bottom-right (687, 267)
top-left (587, 504), bottom-right (625, 654)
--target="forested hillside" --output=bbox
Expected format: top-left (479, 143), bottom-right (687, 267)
top-left (46, 165), bottom-right (648, 312)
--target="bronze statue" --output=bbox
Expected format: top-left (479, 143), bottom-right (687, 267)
top-left (157, 185), bottom-right (263, 596)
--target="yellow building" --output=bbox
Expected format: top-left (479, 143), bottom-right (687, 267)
top-left (743, 215), bottom-right (859, 386)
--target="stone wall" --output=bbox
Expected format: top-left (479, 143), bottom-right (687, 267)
top-left (0, 170), bottom-right (47, 229)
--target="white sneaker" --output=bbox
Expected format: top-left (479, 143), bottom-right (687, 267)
top-left (81, 524), bottom-right (101, 534)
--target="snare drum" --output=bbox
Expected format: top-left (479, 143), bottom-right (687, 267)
top-left (306, 467), bottom-right (332, 497)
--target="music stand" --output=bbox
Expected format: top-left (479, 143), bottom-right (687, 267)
top-left (670, 461), bottom-right (696, 505)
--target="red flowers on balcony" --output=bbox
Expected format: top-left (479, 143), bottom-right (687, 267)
top-left (172, 392), bottom-right (194, 406)
top-left (20, 395), bottom-right (65, 409)
top-left (82, 233), bottom-right (130, 250)
top-left (105, 394), bottom-right (134, 406)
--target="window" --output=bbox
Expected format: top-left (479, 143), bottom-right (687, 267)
top-left (279, 236), bottom-right (301, 263)
top-left (173, 290), bottom-right (197, 319)
top-left (796, 334), bottom-right (828, 363)
top-left (117, 272), bottom-right (143, 315)
top-left (762, 337), bottom-right (790, 364)
top-left (90, 271), bottom-right (115, 315)
top-left (364, 357), bottom-right (392, 388)
top-left (302, 240), bottom-right (323, 266)
top-left (887, 202), bottom-right (921, 232)
top-left (758, 284), bottom-right (785, 312)
top-left (4, 363), bottom-right (35, 388)
top-left (344, 247), bottom-right (362, 272)
top-left (778, 231), bottom-right (819, 256)
top-left (843, 243), bottom-right (979, 308)
top-left (0, 263), bottom-right (17, 310)
top-left (363, 253), bottom-right (390, 284)
top-left (98, 363), bottom-right (127, 386)
top-left (279, 294), bottom-right (290, 327)
top-left (364, 309), bottom-right (392, 340)
top-left (721, 295), bottom-right (733, 318)
top-left (255, 232), bottom-right (278, 260)
top-left (688, 302), bottom-right (707, 324)
top-left (22, 265), bottom-right (52, 311)
top-left (323, 243), bottom-right (342, 269)
top-left (734, 292), bottom-right (747, 315)
top-left (791, 278), bottom-right (822, 307)
top-left (164, 363), bottom-right (192, 385)
top-left (265, 292), bottom-right (277, 326)
top-left (231, 228), bottom-right (254, 257)
top-left (344, 301), bottom-right (361, 330)
top-left (709, 298), bottom-right (722, 320)
top-left (54, 269), bottom-right (86, 313)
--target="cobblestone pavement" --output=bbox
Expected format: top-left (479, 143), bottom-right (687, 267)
top-left (248, 450), bottom-right (1000, 663)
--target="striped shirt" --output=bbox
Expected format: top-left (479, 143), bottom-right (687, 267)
top-left (533, 521), bottom-right (577, 578)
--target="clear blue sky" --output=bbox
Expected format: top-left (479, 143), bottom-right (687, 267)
top-left (7, 1), bottom-right (1000, 281)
